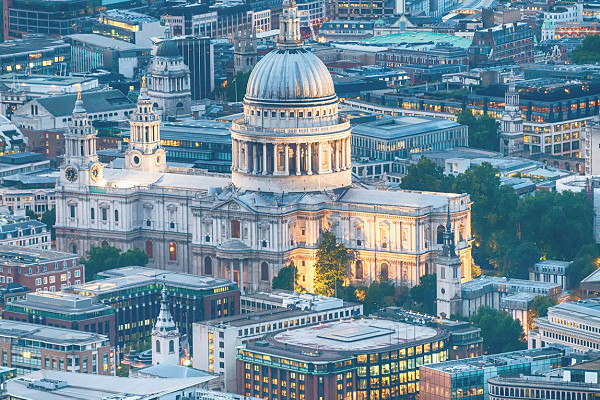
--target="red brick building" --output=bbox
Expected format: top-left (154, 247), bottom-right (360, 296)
top-left (0, 245), bottom-right (83, 292)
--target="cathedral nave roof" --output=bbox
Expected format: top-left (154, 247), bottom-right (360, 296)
top-left (98, 168), bottom-right (230, 191)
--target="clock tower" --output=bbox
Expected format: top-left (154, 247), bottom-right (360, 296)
top-left (62, 90), bottom-right (101, 187)
top-left (124, 77), bottom-right (167, 173)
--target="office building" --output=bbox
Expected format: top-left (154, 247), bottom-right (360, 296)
top-left (0, 213), bottom-right (50, 250)
top-left (94, 10), bottom-right (163, 47)
top-left (4, 291), bottom-right (116, 345)
top-left (0, 74), bottom-right (98, 119)
top-left (65, 34), bottom-right (151, 79)
top-left (153, 35), bottom-right (214, 100)
top-left (0, 319), bottom-right (113, 376)
top-left (11, 89), bottom-right (135, 131)
top-left (529, 298), bottom-right (600, 352)
top-left (4, 370), bottom-right (218, 400)
top-left (419, 347), bottom-right (566, 400)
top-left (469, 23), bottom-right (535, 67)
top-left (66, 266), bottom-right (240, 349)
top-left (581, 268), bottom-right (600, 299)
top-left (237, 317), bottom-right (450, 400)
top-left (195, 292), bottom-right (362, 391)
top-left (488, 373), bottom-right (600, 400)
top-left (376, 44), bottom-right (469, 68)
top-left (529, 260), bottom-right (571, 291)
top-left (0, 35), bottom-right (70, 75)
top-left (0, 245), bottom-right (81, 291)
top-left (337, 0), bottom-right (395, 19)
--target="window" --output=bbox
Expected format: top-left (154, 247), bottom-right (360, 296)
top-left (169, 242), bottom-right (177, 261)
top-left (70, 205), bottom-right (75, 218)
top-left (145, 240), bottom-right (153, 259)
top-left (205, 256), bottom-right (213, 275)
top-left (155, 340), bottom-right (161, 353)
top-left (101, 208), bottom-right (107, 221)
top-left (437, 225), bottom-right (445, 244)
top-left (169, 340), bottom-right (175, 353)
top-left (380, 263), bottom-right (389, 281)
top-left (74, 270), bottom-right (80, 278)
top-left (114, 210), bottom-right (119, 222)
top-left (231, 220), bottom-right (241, 238)
top-left (355, 261), bottom-right (363, 280)
top-left (261, 262), bottom-right (269, 281)
top-left (90, 208), bottom-right (95, 220)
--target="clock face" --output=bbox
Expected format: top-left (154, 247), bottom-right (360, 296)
top-left (65, 166), bottom-right (78, 183)
top-left (91, 164), bottom-right (100, 182)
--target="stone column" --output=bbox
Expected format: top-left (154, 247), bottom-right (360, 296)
top-left (232, 140), bottom-right (237, 170)
top-left (317, 143), bottom-right (323, 174)
top-left (273, 144), bottom-right (279, 175)
top-left (252, 143), bottom-right (258, 174)
top-left (238, 140), bottom-right (243, 171)
top-left (341, 138), bottom-right (346, 170)
top-left (307, 143), bottom-right (312, 175)
top-left (334, 140), bottom-right (340, 171)
top-left (239, 259), bottom-right (244, 294)
top-left (244, 142), bottom-right (250, 173)
top-left (284, 144), bottom-right (290, 175)
top-left (328, 142), bottom-right (333, 172)
top-left (262, 143), bottom-right (268, 175)
top-left (346, 138), bottom-right (351, 166)
top-left (295, 143), bottom-right (301, 175)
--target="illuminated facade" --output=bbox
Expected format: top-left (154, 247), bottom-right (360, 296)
top-left (55, 0), bottom-right (473, 294)
top-left (237, 318), bottom-right (450, 400)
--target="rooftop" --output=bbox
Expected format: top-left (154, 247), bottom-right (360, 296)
top-left (31, 89), bottom-right (134, 117)
top-left (548, 298), bottom-right (600, 320)
top-left (352, 116), bottom-right (463, 140)
top-left (73, 266), bottom-right (235, 295)
top-left (0, 73), bottom-right (97, 87)
top-left (423, 347), bottom-right (566, 374)
top-left (243, 290), bottom-right (345, 311)
top-left (462, 275), bottom-right (562, 295)
top-left (269, 318), bottom-right (442, 353)
top-left (204, 308), bottom-right (322, 329)
top-left (0, 319), bottom-right (108, 345)
top-left (66, 34), bottom-right (149, 50)
top-left (102, 9), bottom-right (158, 24)
top-left (363, 32), bottom-right (472, 49)
top-left (0, 245), bottom-right (76, 266)
top-left (5, 370), bottom-right (213, 400)
top-left (8, 291), bottom-right (112, 315)
top-left (0, 35), bottom-right (69, 57)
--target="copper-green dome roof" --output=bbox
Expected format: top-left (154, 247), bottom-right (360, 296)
top-left (156, 40), bottom-right (180, 58)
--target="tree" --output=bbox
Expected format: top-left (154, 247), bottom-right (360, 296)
top-left (457, 109), bottom-right (500, 151)
top-left (470, 306), bottom-right (526, 354)
top-left (400, 157), bottom-right (453, 192)
top-left (410, 273), bottom-right (437, 314)
top-left (362, 281), bottom-right (397, 315)
top-left (25, 209), bottom-right (37, 220)
top-left (569, 244), bottom-right (600, 288)
top-left (496, 241), bottom-right (540, 279)
top-left (571, 35), bottom-right (600, 64)
top-left (224, 71), bottom-right (252, 102)
top-left (272, 263), bottom-right (298, 291)
top-left (527, 295), bottom-right (557, 331)
top-left (82, 245), bottom-right (149, 282)
top-left (314, 231), bottom-right (350, 297)
top-left (41, 207), bottom-right (56, 240)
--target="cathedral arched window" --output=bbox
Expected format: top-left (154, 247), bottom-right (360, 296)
top-left (114, 210), bottom-right (119, 222)
top-left (355, 260), bottom-right (364, 280)
top-left (101, 240), bottom-right (109, 248)
top-left (169, 242), bottom-right (177, 261)
top-left (145, 240), bottom-right (153, 259)
top-left (90, 207), bottom-right (95, 220)
top-left (70, 243), bottom-right (77, 254)
top-left (437, 225), bottom-right (445, 245)
top-left (459, 224), bottom-right (465, 242)
top-left (155, 340), bottom-right (161, 353)
top-left (204, 257), bottom-right (212, 275)
top-left (380, 263), bottom-right (389, 281)
top-left (261, 262), bottom-right (269, 281)
top-left (169, 340), bottom-right (175, 353)
top-left (145, 126), bottom-right (149, 142)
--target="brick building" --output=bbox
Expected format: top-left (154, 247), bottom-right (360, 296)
top-left (0, 319), bottom-right (113, 376)
top-left (468, 22), bottom-right (535, 67)
top-left (0, 245), bottom-right (82, 291)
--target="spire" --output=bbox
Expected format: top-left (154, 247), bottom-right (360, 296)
top-left (73, 89), bottom-right (85, 113)
top-left (508, 68), bottom-right (516, 94)
top-left (442, 203), bottom-right (456, 258)
top-left (139, 76), bottom-right (149, 100)
top-left (278, 0), bottom-right (302, 49)
top-left (154, 281), bottom-right (177, 333)
top-left (164, 14), bottom-right (172, 39)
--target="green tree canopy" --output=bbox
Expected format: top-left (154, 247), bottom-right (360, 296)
top-left (400, 157), bottom-right (454, 192)
top-left (41, 207), bottom-right (56, 240)
top-left (224, 71), bottom-right (251, 102)
top-left (496, 241), bottom-right (540, 279)
top-left (569, 244), bottom-right (600, 288)
top-left (571, 34), bottom-right (600, 64)
top-left (457, 109), bottom-right (500, 151)
top-left (82, 245), bottom-right (148, 282)
top-left (272, 263), bottom-right (298, 291)
top-left (25, 209), bottom-right (37, 220)
top-left (527, 295), bottom-right (557, 331)
top-left (314, 231), bottom-right (350, 297)
top-left (470, 306), bottom-right (526, 354)
top-left (410, 273), bottom-right (437, 314)
top-left (362, 281), bottom-right (397, 315)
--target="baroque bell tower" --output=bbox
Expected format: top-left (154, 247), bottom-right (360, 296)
top-left (499, 70), bottom-right (524, 156)
top-left (124, 77), bottom-right (167, 172)
top-left (61, 90), bottom-right (102, 187)
top-left (436, 206), bottom-right (463, 319)
top-left (152, 283), bottom-right (180, 366)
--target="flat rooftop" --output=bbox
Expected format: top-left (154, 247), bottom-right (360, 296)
top-left (363, 32), bottom-right (472, 48)
top-left (549, 298), bottom-right (600, 320)
top-left (462, 275), bottom-right (562, 294)
top-left (582, 268), bottom-right (600, 284)
top-left (352, 116), bottom-right (463, 140)
top-left (0, 35), bottom-right (68, 57)
top-left (66, 34), bottom-right (148, 50)
top-left (271, 318), bottom-right (441, 352)
top-left (0, 245), bottom-right (75, 266)
top-left (423, 347), bottom-right (565, 374)
top-left (0, 73), bottom-right (96, 87)
top-left (5, 370), bottom-right (213, 400)
top-left (8, 291), bottom-right (112, 315)
top-left (0, 319), bottom-right (108, 345)
top-left (73, 266), bottom-right (235, 295)
top-left (102, 9), bottom-right (158, 24)
top-left (203, 308), bottom-right (315, 328)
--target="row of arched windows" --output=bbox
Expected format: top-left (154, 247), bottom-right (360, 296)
top-left (144, 240), bottom-right (177, 261)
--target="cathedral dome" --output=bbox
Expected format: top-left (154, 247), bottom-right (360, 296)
top-left (156, 40), bottom-right (180, 58)
top-left (245, 48), bottom-right (335, 103)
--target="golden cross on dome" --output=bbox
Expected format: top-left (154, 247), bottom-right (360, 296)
top-left (77, 88), bottom-right (81, 100)
top-left (141, 76), bottom-right (146, 88)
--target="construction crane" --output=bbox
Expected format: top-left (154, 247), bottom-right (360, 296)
top-left (298, 9), bottom-right (317, 41)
